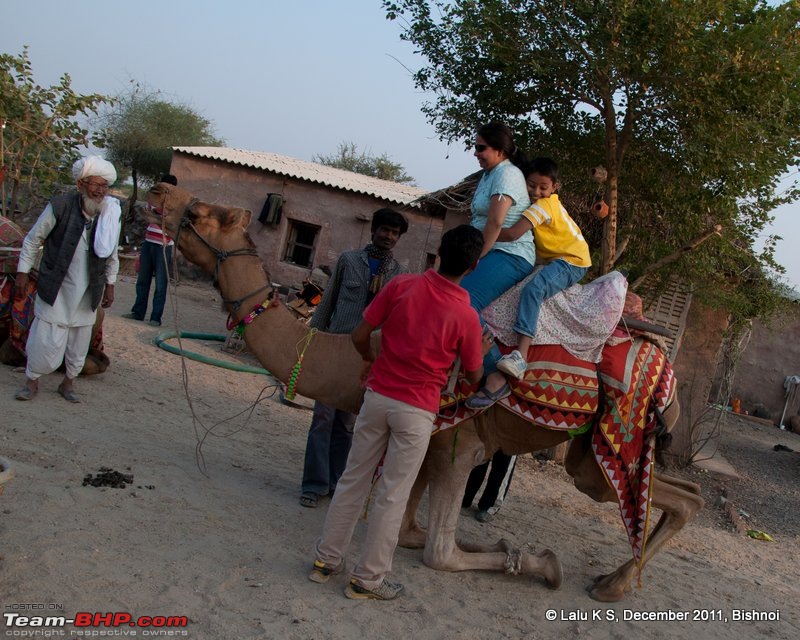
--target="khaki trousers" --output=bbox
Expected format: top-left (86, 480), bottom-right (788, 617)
top-left (315, 389), bottom-right (434, 588)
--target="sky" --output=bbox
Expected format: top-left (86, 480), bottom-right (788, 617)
top-left (2, 0), bottom-right (798, 288)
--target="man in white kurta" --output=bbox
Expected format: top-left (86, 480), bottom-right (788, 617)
top-left (14, 156), bottom-right (120, 403)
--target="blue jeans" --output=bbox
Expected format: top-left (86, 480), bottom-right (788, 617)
top-left (301, 400), bottom-right (356, 496)
top-left (132, 241), bottom-right (172, 323)
top-left (514, 260), bottom-right (588, 338)
top-left (461, 249), bottom-right (533, 313)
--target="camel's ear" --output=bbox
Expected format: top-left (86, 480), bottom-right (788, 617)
top-left (224, 207), bottom-right (251, 230)
top-left (188, 200), bottom-right (208, 222)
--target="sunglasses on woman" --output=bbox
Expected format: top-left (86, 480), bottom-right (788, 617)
top-left (474, 144), bottom-right (489, 152)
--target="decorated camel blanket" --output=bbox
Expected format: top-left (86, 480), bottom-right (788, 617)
top-left (593, 338), bottom-right (675, 566)
top-left (431, 271), bottom-right (676, 565)
top-left (433, 271), bottom-right (629, 435)
top-left (1, 217), bottom-right (106, 366)
top-left (433, 342), bottom-right (599, 435)
top-left (0, 274), bottom-right (105, 367)
top-left (0, 273), bottom-right (36, 356)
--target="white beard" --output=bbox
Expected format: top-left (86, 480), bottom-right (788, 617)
top-left (81, 192), bottom-right (103, 216)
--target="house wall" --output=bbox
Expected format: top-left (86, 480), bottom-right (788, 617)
top-left (170, 155), bottom-right (443, 286)
top-left (669, 301), bottom-right (730, 463)
top-left (728, 314), bottom-right (800, 424)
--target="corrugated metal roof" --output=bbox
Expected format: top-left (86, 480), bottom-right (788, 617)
top-left (172, 146), bottom-right (429, 206)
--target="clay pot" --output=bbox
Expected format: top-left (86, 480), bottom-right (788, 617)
top-left (592, 201), bottom-right (609, 219)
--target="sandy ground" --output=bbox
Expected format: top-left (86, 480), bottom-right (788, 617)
top-left (2, 278), bottom-right (799, 640)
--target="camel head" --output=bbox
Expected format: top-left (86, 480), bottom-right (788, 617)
top-left (145, 183), bottom-right (254, 276)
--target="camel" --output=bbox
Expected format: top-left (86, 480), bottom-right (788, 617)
top-left (146, 183), bottom-right (704, 602)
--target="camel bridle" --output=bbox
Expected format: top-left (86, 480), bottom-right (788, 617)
top-left (174, 201), bottom-right (274, 315)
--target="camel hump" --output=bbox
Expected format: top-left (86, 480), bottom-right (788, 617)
top-left (483, 270), bottom-right (628, 363)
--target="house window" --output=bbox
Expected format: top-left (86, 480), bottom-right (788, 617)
top-left (283, 220), bottom-right (320, 267)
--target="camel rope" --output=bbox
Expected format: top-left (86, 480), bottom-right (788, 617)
top-left (161, 252), bottom-right (283, 477)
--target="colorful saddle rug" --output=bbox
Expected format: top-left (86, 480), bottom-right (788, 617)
top-left (0, 273), bottom-right (36, 356)
top-left (0, 273), bottom-right (105, 365)
top-left (592, 338), bottom-right (676, 567)
top-left (433, 269), bottom-right (627, 434)
top-left (432, 336), bottom-right (675, 567)
top-left (433, 343), bottom-right (599, 434)
top-left (498, 344), bottom-right (599, 432)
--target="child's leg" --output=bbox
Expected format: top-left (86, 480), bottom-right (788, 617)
top-left (497, 261), bottom-right (588, 380)
top-left (513, 260), bottom-right (588, 341)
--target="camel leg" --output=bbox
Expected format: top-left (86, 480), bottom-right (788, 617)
top-left (589, 473), bottom-right (704, 602)
top-left (421, 423), bottom-right (562, 589)
top-left (398, 451), bottom-right (429, 549)
top-left (655, 472), bottom-right (703, 496)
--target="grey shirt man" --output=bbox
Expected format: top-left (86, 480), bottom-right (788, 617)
top-left (310, 249), bottom-right (406, 334)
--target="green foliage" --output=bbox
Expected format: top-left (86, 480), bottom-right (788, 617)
top-left (384, 0), bottom-right (800, 322)
top-left (313, 141), bottom-right (416, 184)
top-left (0, 47), bottom-right (110, 218)
top-left (97, 83), bottom-right (223, 191)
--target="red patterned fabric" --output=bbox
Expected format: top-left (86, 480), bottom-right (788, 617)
top-left (592, 338), bottom-right (675, 568)
top-left (0, 273), bottom-right (105, 360)
top-left (434, 375), bottom-right (482, 434)
top-left (0, 273), bottom-right (36, 357)
top-left (499, 344), bottom-right (599, 431)
top-left (9, 275), bottom-right (36, 353)
top-left (431, 337), bottom-right (676, 570)
top-left (433, 343), bottom-right (599, 434)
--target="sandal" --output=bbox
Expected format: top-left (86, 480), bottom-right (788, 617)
top-left (465, 383), bottom-right (511, 410)
top-left (14, 385), bottom-right (37, 401)
top-left (299, 492), bottom-right (318, 508)
top-left (57, 384), bottom-right (80, 403)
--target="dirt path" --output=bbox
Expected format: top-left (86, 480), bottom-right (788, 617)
top-left (1, 279), bottom-right (798, 639)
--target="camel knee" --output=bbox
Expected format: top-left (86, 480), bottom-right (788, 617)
top-left (677, 493), bottom-right (704, 525)
top-left (422, 545), bottom-right (459, 571)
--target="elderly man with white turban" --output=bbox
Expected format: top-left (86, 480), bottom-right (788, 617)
top-left (14, 156), bottom-right (121, 403)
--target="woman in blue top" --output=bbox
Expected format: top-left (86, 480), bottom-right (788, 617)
top-left (461, 122), bottom-right (535, 312)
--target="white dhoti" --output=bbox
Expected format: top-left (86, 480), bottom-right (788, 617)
top-left (25, 318), bottom-right (93, 380)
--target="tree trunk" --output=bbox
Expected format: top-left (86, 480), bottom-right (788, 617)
top-left (126, 168), bottom-right (139, 225)
top-left (9, 178), bottom-right (20, 222)
top-left (600, 107), bottom-right (619, 275)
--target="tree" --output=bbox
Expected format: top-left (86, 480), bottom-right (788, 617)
top-left (313, 141), bottom-right (416, 184)
top-left (96, 84), bottom-right (223, 209)
top-left (0, 47), bottom-right (110, 219)
top-left (384, 0), bottom-right (800, 319)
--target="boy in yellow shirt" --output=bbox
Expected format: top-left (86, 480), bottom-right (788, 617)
top-left (468, 157), bottom-right (591, 408)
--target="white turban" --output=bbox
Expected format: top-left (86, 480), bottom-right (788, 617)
top-left (72, 156), bottom-right (121, 258)
top-left (72, 156), bottom-right (117, 185)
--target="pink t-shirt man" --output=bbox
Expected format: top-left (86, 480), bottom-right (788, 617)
top-left (363, 269), bottom-right (483, 413)
top-left (313, 225), bottom-right (487, 599)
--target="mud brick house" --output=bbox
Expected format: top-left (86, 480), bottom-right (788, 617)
top-left (169, 147), bottom-right (443, 287)
top-left (725, 295), bottom-right (800, 424)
